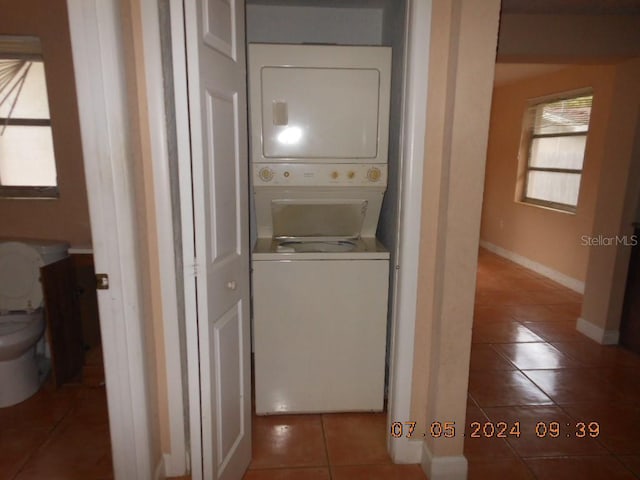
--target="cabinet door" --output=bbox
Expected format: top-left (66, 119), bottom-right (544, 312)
top-left (41, 256), bottom-right (84, 386)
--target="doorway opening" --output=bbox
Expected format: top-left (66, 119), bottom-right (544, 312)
top-left (0, 1), bottom-right (111, 477)
top-left (466, 3), bottom-right (640, 476)
top-left (243, 0), bottom-right (412, 474)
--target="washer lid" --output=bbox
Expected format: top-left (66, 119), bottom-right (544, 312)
top-left (271, 200), bottom-right (367, 239)
top-left (0, 242), bottom-right (44, 311)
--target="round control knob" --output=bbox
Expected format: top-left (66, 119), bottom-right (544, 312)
top-left (367, 167), bottom-right (382, 182)
top-left (331, 171), bottom-right (339, 179)
top-left (348, 171), bottom-right (355, 179)
top-left (258, 167), bottom-right (274, 182)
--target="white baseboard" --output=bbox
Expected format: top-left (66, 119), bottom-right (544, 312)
top-left (479, 241), bottom-right (585, 294)
top-left (389, 437), bottom-right (424, 464)
top-left (421, 442), bottom-right (468, 480)
top-left (576, 317), bottom-right (620, 345)
top-left (163, 452), bottom-right (188, 477)
top-left (154, 457), bottom-right (165, 480)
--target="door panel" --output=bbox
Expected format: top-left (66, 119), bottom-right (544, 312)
top-left (206, 89), bottom-right (240, 261)
top-left (185, 0), bottom-right (251, 478)
top-left (203, 0), bottom-right (236, 59)
top-left (213, 302), bottom-right (246, 468)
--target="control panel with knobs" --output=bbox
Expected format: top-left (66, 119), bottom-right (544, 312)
top-left (253, 164), bottom-right (387, 187)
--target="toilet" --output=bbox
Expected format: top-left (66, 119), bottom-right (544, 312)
top-left (0, 240), bottom-right (69, 407)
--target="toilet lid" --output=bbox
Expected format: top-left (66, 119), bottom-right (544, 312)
top-left (0, 242), bottom-right (44, 311)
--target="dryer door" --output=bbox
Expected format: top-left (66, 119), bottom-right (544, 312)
top-left (260, 66), bottom-right (380, 160)
top-left (248, 44), bottom-right (392, 164)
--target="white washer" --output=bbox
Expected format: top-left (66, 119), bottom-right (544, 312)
top-left (252, 164), bottom-right (390, 414)
top-left (253, 238), bottom-right (389, 414)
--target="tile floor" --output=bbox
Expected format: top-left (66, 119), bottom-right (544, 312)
top-left (0, 381), bottom-right (112, 480)
top-left (246, 249), bottom-right (640, 479)
top-left (244, 412), bottom-right (427, 479)
top-left (5, 249), bottom-right (640, 479)
top-left (466, 248), bottom-right (640, 479)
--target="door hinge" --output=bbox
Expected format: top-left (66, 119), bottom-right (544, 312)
top-left (192, 259), bottom-right (198, 278)
top-left (96, 273), bottom-right (110, 290)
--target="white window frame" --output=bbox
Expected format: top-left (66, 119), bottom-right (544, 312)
top-left (519, 90), bottom-right (593, 213)
top-left (0, 37), bottom-right (59, 198)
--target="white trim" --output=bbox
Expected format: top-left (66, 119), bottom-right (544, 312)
top-left (138, 0), bottom-right (187, 475)
top-left (67, 1), bottom-right (155, 478)
top-left (576, 317), bottom-right (620, 345)
top-left (155, 457), bottom-right (166, 480)
top-left (421, 443), bottom-right (468, 480)
top-left (169, 0), bottom-right (203, 477)
top-left (480, 240), bottom-right (585, 293)
top-left (387, 0), bottom-right (431, 464)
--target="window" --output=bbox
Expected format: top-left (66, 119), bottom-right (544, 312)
top-left (0, 36), bottom-right (57, 198)
top-left (521, 93), bottom-right (593, 213)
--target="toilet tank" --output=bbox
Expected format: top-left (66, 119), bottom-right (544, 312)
top-left (29, 240), bottom-right (69, 265)
top-left (0, 240), bottom-right (69, 311)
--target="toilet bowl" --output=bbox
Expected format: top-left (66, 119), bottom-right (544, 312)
top-left (0, 240), bottom-right (69, 407)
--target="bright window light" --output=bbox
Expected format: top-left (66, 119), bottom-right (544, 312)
top-left (521, 93), bottom-right (593, 212)
top-left (0, 43), bottom-right (58, 197)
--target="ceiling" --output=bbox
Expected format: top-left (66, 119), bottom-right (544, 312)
top-left (496, 1), bottom-right (640, 84)
top-left (246, 0), bottom-right (390, 7)
top-left (245, 0), bottom-right (640, 85)
top-left (248, 0), bottom-right (640, 13)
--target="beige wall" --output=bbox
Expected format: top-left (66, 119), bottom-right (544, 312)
top-left (480, 58), bottom-right (640, 341)
top-left (0, 0), bottom-right (91, 247)
top-left (480, 65), bottom-right (618, 283)
top-left (119, 0), bottom-right (168, 458)
top-left (582, 58), bottom-right (640, 336)
top-left (411, 0), bottom-right (500, 468)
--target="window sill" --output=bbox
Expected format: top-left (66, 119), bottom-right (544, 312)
top-left (515, 199), bottom-right (577, 215)
top-left (0, 186), bottom-right (59, 199)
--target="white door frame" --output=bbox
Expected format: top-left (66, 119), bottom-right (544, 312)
top-left (137, 0), bottom-right (189, 474)
top-left (387, 0), bottom-right (431, 463)
top-left (166, 0), bottom-right (204, 476)
top-left (66, 0), bottom-right (434, 476)
top-left (67, 1), bottom-right (156, 478)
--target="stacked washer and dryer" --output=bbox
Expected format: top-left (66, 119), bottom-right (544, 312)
top-left (249, 44), bottom-right (392, 414)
